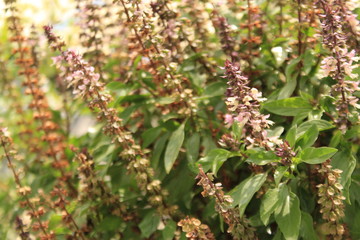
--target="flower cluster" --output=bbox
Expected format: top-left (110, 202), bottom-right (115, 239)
top-left (1, 125), bottom-right (84, 239)
top-left (239, 0), bottom-right (262, 73)
top-left (219, 133), bottom-right (241, 151)
top-left (0, 50), bottom-right (44, 160)
top-left (337, 0), bottom-right (360, 49)
top-left (181, 0), bottom-right (212, 50)
top-left (150, 0), bottom-right (179, 50)
top-left (196, 167), bottom-right (257, 240)
top-left (222, 60), bottom-right (273, 148)
top-left (317, 161), bottom-right (346, 240)
top-left (239, 2), bottom-right (262, 46)
top-left (76, 0), bottom-right (116, 80)
top-left (0, 128), bottom-right (55, 240)
top-left (74, 148), bottom-right (133, 222)
top-left (151, 0), bottom-right (215, 76)
top-left (316, 0), bottom-right (360, 131)
top-left (297, 0), bottom-right (320, 49)
top-left (28, 24), bottom-right (40, 68)
top-left (117, 0), bottom-right (198, 117)
top-left (275, 140), bottom-right (297, 165)
top-left (2, 0), bottom-right (360, 238)
top-left (211, 12), bottom-right (239, 62)
top-left (45, 25), bottom-right (179, 218)
top-left (178, 217), bottom-right (215, 240)
top-left (150, 0), bottom-right (177, 22)
top-left (49, 185), bottom-right (86, 240)
top-left (15, 217), bottom-right (31, 240)
top-left (6, 2), bottom-right (75, 196)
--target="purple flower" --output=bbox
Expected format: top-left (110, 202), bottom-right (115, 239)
top-left (223, 60), bottom-right (273, 147)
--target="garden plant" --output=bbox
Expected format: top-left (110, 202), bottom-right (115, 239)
top-left (0, 0), bottom-right (359, 239)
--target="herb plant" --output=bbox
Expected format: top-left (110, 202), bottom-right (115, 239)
top-left (0, 0), bottom-right (359, 239)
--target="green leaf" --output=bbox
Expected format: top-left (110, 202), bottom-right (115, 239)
top-left (297, 120), bottom-right (334, 138)
top-left (303, 49), bottom-right (315, 75)
top-left (152, 133), bottom-right (170, 169)
top-left (49, 214), bottom-right (62, 230)
top-left (300, 212), bottom-right (318, 240)
top-left (278, 58), bottom-right (301, 99)
top-left (274, 166), bottom-right (288, 186)
top-left (296, 124), bottom-right (319, 149)
top-left (117, 94), bottom-right (149, 104)
top-left (267, 126), bottom-right (284, 138)
top-left (345, 125), bottom-right (360, 140)
top-left (201, 133), bottom-right (217, 155)
top-left (98, 216), bottom-right (123, 231)
top-left (273, 230), bottom-right (283, 240)
top-left (198, 148), bottom-right (232, 176)
top-left (185, 133), bottom-right (201, 163)
top-left (139, 211), bottom-right (161, 238)
top-left (200, 82), bottom-right (227, 99)
top-left (106, 81), bottom-right (125, 90)
top-left (300, 91), bottom-right (314, 102)
top-left (329, 130), bottom-right (342, 148)
top-left (77, 202), bottom-right (91, 217)
top-left (246, 148), bottom-right (280, 165)
top-left (286, 125), bottom-right (297, 147)
top-left (299, 147), bottom-right (338, 164)
top-left (65, 200), bottom-right (77, 214)
top-left (319, 95), bottom-right (336, 112)
top-left (164, 123), bottom-right (185, 173)
top-left (263, 97), bottom-right (313, 116)
top-left (260, 186), bottom-right (282, 225)
top-left (119, 104), bottom-right (137, 124)
top-left (230, 173), bottom-right (267, 217)
top-left (231, 120), bottom-right (247, 141)
top-left (132, 55), bottom-right (142, 69)
top-left (162, 220), bottom-right (177, 240)
top-left (92, 143), bottom-right (115, 177)
top-left (248, 212), bottom-right (265, 227)
top-left (308, 109), bottom-right (324, 120)
top-left (142, 127), bottom-right (163, 148)
top-left (272, 37), bottom-right (289, 46)
top-left (332, 151), bottom-right (356, 204)
top-left (155, 97), bottom-right (176, 105)
top-left (274, 189), bottom-right (301, 240)
top-left (346, 205), bottom-right (360, 238)
top-left (285, 57), bottom-right (301, 79)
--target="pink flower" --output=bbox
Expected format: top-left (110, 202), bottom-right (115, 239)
top-left (321, 57), bottom-right (337, 76)
top-left (72, 70), bottom-right (84, 79)
top-left (92, 73), bottom-right (100, 82)
top-left (51, 56), bottom-right (63, 67)
top-left (234, 112), bottom-right (250, 123)
top-left (345, 13), bottom-right (359, 32)
top-left (1, 128), bottom-right (9, 137)
top-left (224, 114), bottom-right (234, 125)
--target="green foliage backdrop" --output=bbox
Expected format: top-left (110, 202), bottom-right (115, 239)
top-left (0, 0), bottom-right (359, 239)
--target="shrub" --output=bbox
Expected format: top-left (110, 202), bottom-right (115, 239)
top-left (0, 0), bottom-right (359, 239)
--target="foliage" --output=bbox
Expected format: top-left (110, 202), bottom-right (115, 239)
top-left (0, 0), bottom-right (359, 239)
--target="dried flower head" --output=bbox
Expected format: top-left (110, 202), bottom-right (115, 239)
top-left (15, 216), bottom-right (31, 240)
top-left (178, 217), bottom-right (215, 240)
top-left (196, 167), bottom-right (257, 240)
top-left (6, 4), bottom-right (76, 197)
top-left (317, 161), bottom-right (346, 240)
top-left (0, 128), bottom-right (55, 239)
